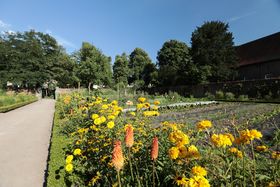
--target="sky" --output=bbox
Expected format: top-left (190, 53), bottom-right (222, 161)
top-left (0, 0), bottom-right (280, 62)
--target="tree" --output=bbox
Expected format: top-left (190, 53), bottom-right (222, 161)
top-left (113, 53), bottom-right (129, 85)
top-left (191, 21), bottom-right (238, 82)
top-left (128, 48), bottom-right (152, 85)
top-left (157, 40), bottom-right (195, 86)
top-left (76, 42), bottom-right (113, 90)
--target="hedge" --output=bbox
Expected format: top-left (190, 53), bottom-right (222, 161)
top-left (0, 98), bottom-right (38, 113)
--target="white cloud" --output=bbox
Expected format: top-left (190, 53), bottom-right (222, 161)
top-left (0, 19), bottom-right (10, 29)
top-left (54, 35), bottom-right (76, 49)
top-left (228, 11), bottom-right (256, 22)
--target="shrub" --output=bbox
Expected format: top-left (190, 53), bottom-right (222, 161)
top-left (215, 90), bottom-right (224, 99)
top-left (205, 92), bottom-right (215, 100)
top-left (224, 92), bottom-right (235, 100)
top-left (238, 95), bottom-right (249, 101)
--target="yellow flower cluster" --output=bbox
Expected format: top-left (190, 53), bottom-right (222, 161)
top-left (196, 120), bottom-right (212, 131)
top-left (65, 155), bottom-right (74, 172)
top-left (138, 97), bottom-right (146, 103)
top-left (228, 147), bottom-right (243, 158)
top-left (169, 130), bottom-right (190, 147)
top-left (235, 129), bottom-right (262, 144)
top-left (191, 166), bottom-right (207, 177)
top-left (211, 133), bottom-right (234, 148)
top-left (143, 111), bottom-right (160, 117)
top-left (256, 145), bottom-right (268, 152)
top-left (63, 95), bottom-right (71, 104)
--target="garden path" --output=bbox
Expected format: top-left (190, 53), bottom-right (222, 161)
top-left (0, 99), bottom-right (55, 187)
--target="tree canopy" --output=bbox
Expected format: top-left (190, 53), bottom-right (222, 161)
top-left (157, 40), bottom-right (195, 86)
top-left (191, 21), bottom-right (238, 82)
top-left (113, 53), bottom-right (129, 85)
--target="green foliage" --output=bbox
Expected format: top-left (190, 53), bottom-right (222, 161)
top-left (76, 42), bottom-right (113, 88)
top-left (224, 92), bottom-right (235, 100)
top-left (157, 40), bottom-right (196, 86)
top-left (191, 21), bottom-right (238, 82)
top-left (113, 53), bottom-right (129, 85)
top-left (238, 95), bottom-right (249, 101)
top-left (205, 92), bottom-right (215, 100)
top-left (128, 48), bottom-right (154, 87)
top-left (215, 90), bottom-right (224, 99)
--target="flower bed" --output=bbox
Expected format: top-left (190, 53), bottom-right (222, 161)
top-left (47, 93), bottom-right (280, 186)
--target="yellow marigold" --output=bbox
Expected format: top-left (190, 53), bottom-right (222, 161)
top-left (100, 116), bottom-right (106, 123)
top-left (186, 145), bottom-right (200, 159)
top-left (169, 147), bottom-right (180, 159)
top-left (169, 130), bottom-right (189, 147)
top-left (107, 121), bottom-right (115, 129)
top-left (228, 147), bottom-right (243, 158)
top-left (101, 104), bottom-right (109, 109)
top-left (112, 140), bottom-right (124, 171)
top-left (196, 120), bottom-right (212, 131)
top-left (188, 176), bottom-right (210, 187)
top-left (151, 137), bottom-right (159, 160)
top-left (237, 129), bottom-right (263, 144)
top-left (154, 100), bottom-right (160, 105)
top-left (65, 163), bottom-right (73, 172)
top-left (111, 100), bottom-right (118, 105)
top-left (66, 155), bottom-right (73, 164)
top-left (272, 151), bottom-right (280, 160)
top-left (143, 111), bottom-right (160, 117)
top-left (178, 146), bottom-right (188, 158)
top-left (125, 124), bottom-right (134, 147)
top-left (211, 133), bottom-right (233, 148)
top-left (94, 118), bottom-right (102, 125)
top-left (137, 103), bottom-right (144, 110)
top-left (91, 114), bottom-right (99, 120)
top-left (138, 97), bottom-right (146, 103)
top-left (73, 148), bottom-right (82, 156)
top-left (108, 115), bottom-right (115, 120)
top-left (130, 112), bottom-right (136, 116)
top-left (256, 145), bottom-right (268, 152)
top-left (174, 176), bottom-right (188, 186)
top-left (191, 166), bottom-right (207, 177)
top-left (144, 102), bottom-right (150, 108)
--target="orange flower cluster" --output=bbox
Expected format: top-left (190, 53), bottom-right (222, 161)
top-left (112, 140), bottom-right (124, 171)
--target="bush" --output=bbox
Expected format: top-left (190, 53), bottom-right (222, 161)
top-left (205, 92), bottom-right (215, 100)
top-left (238, 95), bottom-right (249, 101)
top-left (224, 92), bottom-right (235, 100)
top-left (215, 90), bottom-right (224, 99)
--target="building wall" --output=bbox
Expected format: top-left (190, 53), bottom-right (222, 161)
top-left (238, 59), bottom-right (280, 80)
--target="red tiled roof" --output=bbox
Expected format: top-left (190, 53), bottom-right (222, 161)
top-left (236, 32), bottom-right (280, 67)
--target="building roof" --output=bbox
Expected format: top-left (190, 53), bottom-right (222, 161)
top-left (236, 32), bottom-right (280, 67)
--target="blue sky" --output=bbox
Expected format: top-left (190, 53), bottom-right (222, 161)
top-left (0, 0), bottom-right (280, 62)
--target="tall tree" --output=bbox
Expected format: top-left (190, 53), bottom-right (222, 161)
top-left (113, 53), bottom-right (129, 85)
top-left (76, 42), bottom-right (112, 89)
top-left (128, 48), bottom-right (152, 85)
top-left (191, 21), bottom-right (238, 82)
top-left (157, 40), bottom-right (195, 86)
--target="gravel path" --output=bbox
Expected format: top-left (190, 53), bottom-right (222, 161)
top-left (0, 99), bottom-right (55, 187)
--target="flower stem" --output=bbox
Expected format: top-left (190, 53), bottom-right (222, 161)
top-left (251, 142), bottom-right (256, 187)
top-left (152, 160), bottom-right (156, 187)
top-left (117, 170), bottom-right (121, 187)
top-left (128, 147), bottom-right (134, 181)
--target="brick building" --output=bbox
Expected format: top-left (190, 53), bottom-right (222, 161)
top-left (236, 32), bottom-right (280, 80)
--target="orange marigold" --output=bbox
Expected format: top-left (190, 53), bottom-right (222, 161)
top-left (112, 140), bottom-right (124, 171)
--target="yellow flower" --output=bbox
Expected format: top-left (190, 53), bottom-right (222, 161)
top-left (143, 111), bottom-right (160, 117)
top-left (100, 116), bottom-right (106, 123)
top-left (186, 145), bottom-right (200, 159)
top-left (94, 118), bottom-right (102, 125)
top-left (169, 130), bottom-right (189, 147)
top-left (108, 115), bottom-right (115, 120)
top-left (107, 121), bottom-right (115, 129)
top-left (130, 112), bottom-right (136, 116)
top-left (74, 148), bottom-right (82, 156)
top-left (174, 176), bottom-right (188, 186)
top-left (65, 163), bottom-right (73, 172)
top-left (237, 129), bottom-right (263, 144)
top-left (196, 120), bottom-right (212, 131)
top-left (191, 166), bottom-right (207, 177)
top-left (91, 113), bottom-right (99, 120)
top-left (66, 155), bottom-right (73, 164)
top-left (211, 133), bottom-right (233, 148)
top-left (188, 176), bottom-right (210, 187)
top-left (101, 104), bottom-right (108, 109)
top-left (178, 146), bottom-right (188, 158)
top-left (228, 147), bottom-right (243, 158)
top-left (256, 145), bottom-right (268, 152)
top-left (272, 151), bottom-right (280, 160)
top-left (138, 97), bottom-right (146, 103)
top-left (111, 100), bottom-right (118, 105)
top-left (154, 100), bottom-right (160, 105)
top-left (169, 147), bottom-right (179, 159)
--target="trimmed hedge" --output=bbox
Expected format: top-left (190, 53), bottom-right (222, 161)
top-left (0, 98), bottom-right (38, 113)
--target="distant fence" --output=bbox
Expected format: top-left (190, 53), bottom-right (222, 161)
top-left (144, 78), bottom-right (280, 98)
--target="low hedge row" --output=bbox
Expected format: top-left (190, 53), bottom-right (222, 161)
top-left (0, 98), bottom-right (38, 113)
